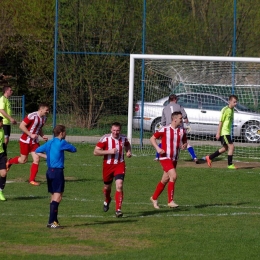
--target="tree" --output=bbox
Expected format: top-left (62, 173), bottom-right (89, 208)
top-left (56, 0), bottom-right (143, 128)
top-left (1, 0), bottom-right (260, 122)
top-left (0, 0), bottom-right (54, 111)
top-left (146, 0), bottom-right (260, 56)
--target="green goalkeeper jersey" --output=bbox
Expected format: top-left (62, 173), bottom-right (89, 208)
top-left (0, 95), bottom-right (11, 125)
top-left (0, 128), bottom-right (4, 154)
top-left (219, 106), bottom-right (234, 136)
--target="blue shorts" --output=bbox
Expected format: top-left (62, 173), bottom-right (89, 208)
top-left (46, 168), bottom-right (65, 193)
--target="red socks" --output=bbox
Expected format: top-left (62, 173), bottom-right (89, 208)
top-left (115, 191), bottom-right (123, 211)
top-left (152, 181), bottom-right (175, 202)
top-left (103, 188), bottom-right (123, 211)
top-left (152, 182), bottom-right (165, 200)
top-left (9, 156), bottom-right (19, 164)
top-left (9, 158), bottom-right (39, 183)
top-left (103, 187), bottom-right (111, 203)
top-left (167, 181), bottom-right (175, 203)
top-left (29, 163), bottom-right (39, 182)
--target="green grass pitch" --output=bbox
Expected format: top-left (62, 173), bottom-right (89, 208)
top-left (1, 141), bottom-right (260, 259)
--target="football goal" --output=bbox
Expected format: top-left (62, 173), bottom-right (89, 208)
top-left (9, 95), bottom-right (25, 134)
top-left (127, 54), bottom-right (260, 159)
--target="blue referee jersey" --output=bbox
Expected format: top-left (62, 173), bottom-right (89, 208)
top-left (35, 137), bottom-right (77, 168)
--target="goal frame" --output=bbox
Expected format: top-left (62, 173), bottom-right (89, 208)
top-left (127, 54), bottom-right (260, 144)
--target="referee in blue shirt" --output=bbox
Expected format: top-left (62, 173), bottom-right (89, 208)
top-left (35, 124), bottom-right (77, 229)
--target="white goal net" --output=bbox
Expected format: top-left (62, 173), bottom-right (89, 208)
top-left (128, 55), bottom-right (260, 160)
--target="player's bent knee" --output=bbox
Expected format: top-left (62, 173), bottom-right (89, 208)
top-left (19, 159), bottom-right (28, 164)
top-left (0, 171), bottom-right (7, 178)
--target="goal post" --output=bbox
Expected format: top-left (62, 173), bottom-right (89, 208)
top-left (128, 54), bottom-right (260, 159)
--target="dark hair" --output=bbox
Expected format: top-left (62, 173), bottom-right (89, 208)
top-left (2, 85), bottom-right (11, 94)
top-left (38, 103), bottom-right (49, 109)
top-left (168, 94), bottom-right (178, 102)
top-left (53, 125), bottom-right (66, 137)
top-left (111, 122), bottom-right (121, 129)
top-left (171, 111), bottom-right (182, 120)
top-left (229, 95), bottom-right (238, 101)
top-left (0, 116), bottom-right (3, 121)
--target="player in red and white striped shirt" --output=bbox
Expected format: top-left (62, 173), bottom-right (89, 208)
top-left (94, 122), bottom-right (131, 218)
top-left (6, 103), bottom-right (49, 186)
top-left (150, 111), bottom-right (187, 209)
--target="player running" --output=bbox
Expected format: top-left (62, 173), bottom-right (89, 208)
top-left (93, 122), bottom-right (132, 218)
top-left (6, 103), bottom-right (49, 185)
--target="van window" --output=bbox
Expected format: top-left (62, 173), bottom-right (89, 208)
top-left (178, 94), bottom-right (199, 109)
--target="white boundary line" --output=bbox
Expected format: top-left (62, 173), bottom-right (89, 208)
top-left (1, 211), bottom-right (260, 218)
top-left (2, 196), bottom-right (260, 217)
top-left (3, 195), bottom-right (260, 210)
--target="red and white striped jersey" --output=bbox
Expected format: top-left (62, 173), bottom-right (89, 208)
top-left (153, 125), bottom-right (187, 161)
top-left (20, 111), bottom-right (47, 144)
top-left (96, 134), bottom-right (130, 164)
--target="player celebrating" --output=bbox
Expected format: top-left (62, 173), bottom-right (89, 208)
top-left (205, 95), bottom-right (238, 169)
top-left (93, 122), bottom-right (132, 218)
top-left (150, 111), bottom-right (187, 209)
top-left (35, 125), bottom-right (77, 228)
top-left (6, 103), bottom-right (49, 185)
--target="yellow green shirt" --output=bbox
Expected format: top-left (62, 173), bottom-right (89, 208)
top-left (220, 106), bottom-right (234, 136)
top-left (0, 128), bottom-right (4, 154)
top-left (0, 95), bottom-right (12, 125)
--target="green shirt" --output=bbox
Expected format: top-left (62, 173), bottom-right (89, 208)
top-left (0, 95), bottom-right (12, 125)
top-left (0, 128), bottom-right (4, 154)
top-left (220, 106), bottom-right (234, 136)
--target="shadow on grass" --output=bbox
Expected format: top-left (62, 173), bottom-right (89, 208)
top-left (194, 201), bottom-right (250, 209)
top-left (11, 195), bottom-right (48, 201)
top-left (183, 157), bottom-right (222, 164)
top-left (183, 159), bottom-right (205, 164)
top-left (129, 207), bottom-right (188, 218)
top-left (237, 166), bottom-right (259, 169)
top-left (70, 219), bottom-right (138, 227)
top-left (197, 159), bottom-right (206, 164)
top-left (65, 178), bottom-right (97, 183)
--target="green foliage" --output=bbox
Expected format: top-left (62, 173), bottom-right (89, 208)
top-left (1, 0), bottom-right (260, 126)
top-left (0, 0), bottom-right (54, 105)
top-left (55, 0), bottom-right (143, 129)
top-left (1, 141), bottom-right (260, 259)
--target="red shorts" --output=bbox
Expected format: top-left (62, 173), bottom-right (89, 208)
top-left (20, 141), bottom-right (40, 156)
top-left (159, 159), bottom-right (177, 172)
top-left (103, 161), bottom-right (125, 184)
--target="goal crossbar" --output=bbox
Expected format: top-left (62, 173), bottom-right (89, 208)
top-left (127, 54), bottom-right (260, 145)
